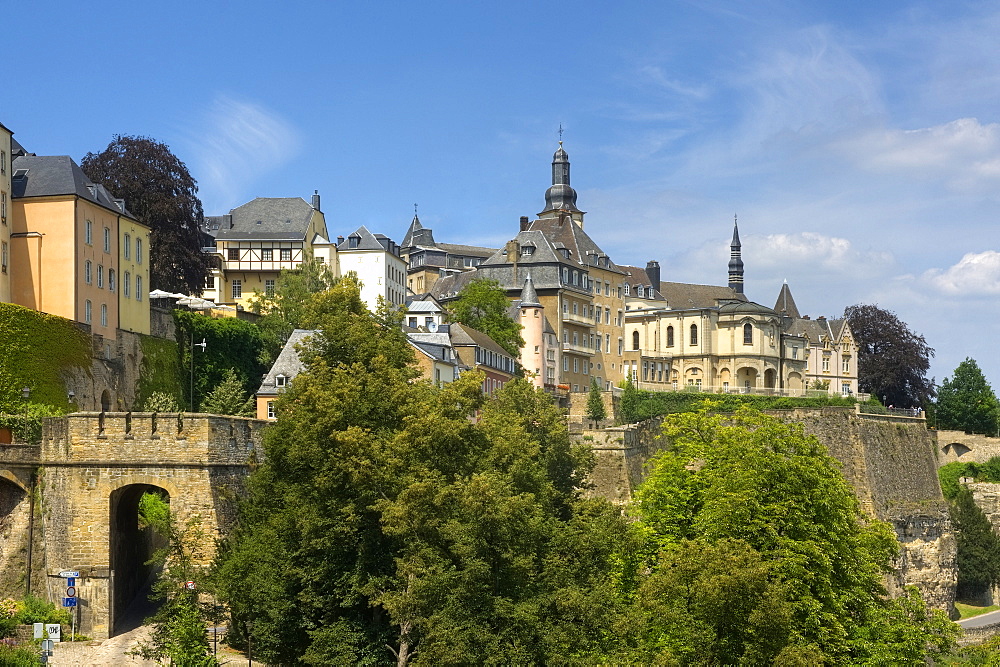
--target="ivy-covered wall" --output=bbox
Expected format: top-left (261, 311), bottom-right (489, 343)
top-left (134, 334), bottom-right (182, 410)
top-left (0, 303), bottom-right (91, 413)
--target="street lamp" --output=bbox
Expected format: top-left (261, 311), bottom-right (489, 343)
top-left (190, 334), bottom-right (207, 412)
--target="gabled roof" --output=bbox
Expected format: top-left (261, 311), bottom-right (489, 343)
top-left (215, 197), bottom-right (319, 241)
top-left (784, 317), bottom-right (850, 343)
top-left (437, 242), bottom-right (496, 257)
top-left (774, 283), bottom-right (801, 319)
top-left (619, 264), bottom-right (665, 301)
top-left (525, 217), bottom-right (624, 275)
top-left (257, 329), bottom-right (315, 396)
top-left (339, 225), bottom-right (395, 251)
top-left (11, 155), bottom-right (137, 219)
top-left (657, 282), bottom-right (747, 310)
top-left (449, 323), bottom-right (512, 358)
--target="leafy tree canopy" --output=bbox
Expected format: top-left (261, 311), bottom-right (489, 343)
top-left (952, 486), bottom-right (1000, 602)
top-left (936, 357), bottom-right (1000, 435)
top-left (586, 378), bottom-right (607, 425)
top-left (619, 405), bottom-right (957, 663)
top-left (447, 278), bottom-right (524, 358)
top-left (246, 257), bottom-right (339, 347)
top-left (82, 135), bottom-right (209, 294)
top-left (199, 369), bottom-right (254, 416)
top-left (214, 277), bottom-right (627, 665)
top-left (844, 303), bottom-right (935, 407)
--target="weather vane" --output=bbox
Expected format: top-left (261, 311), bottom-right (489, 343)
top-left (414, 203), bottom-right (418, 216)
top-left (558, 123), bottom-right (564, 144)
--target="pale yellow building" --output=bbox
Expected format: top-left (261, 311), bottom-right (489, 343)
top-left (10, 154), bottom-right (150, 339)
top-left (202, 193), bottom-right (335, 309)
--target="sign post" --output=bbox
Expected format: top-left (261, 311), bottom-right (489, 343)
top-left (60, 571), bottom-right (79, 641)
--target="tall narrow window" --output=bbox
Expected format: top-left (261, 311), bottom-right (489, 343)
top-left (690, 324), bottom-right (698, 345)
top-left (1, 241), bottom-right (7, 272)
top-left (124, 271), bottom-right (131, 297)
top-left (632, 331), bottom-right (640, 350)
top-left (280, 248), bottom-right (292, 261)
top-left (85, 300), bottom-right (92, 324)
top-left (109, 269), bottom-right (116, 292)
top-left (228, 248), bottom-right (239, 261)
top-left (100, 304), bottom-right (108, 327)
top-left (103, 227), bottom-right (111, 252)
top-left (136, 239), bottom-right (143, 264)
top-left (97, 265), bottom-right (104, 288)
top-left (85, 261), bottom-right (92, 284)
top-left (666, 326), bottom-right (674, 347)
top-left (136, 276), bottom-right (142, 300)
top-left (232, 279), bottom-right (242, 299)
top-left (1, 192), bottom-right (6, 223)
top-left (743, 323), bottom-right (753, 345)
top-left (261, 248), bottom-right (273, 261)
top-left (85, 220), bottom-right (93, 245)
top-left (265, 279), bottom-right (275, 297)
top-left (123, 234), bottom-right (131, 259)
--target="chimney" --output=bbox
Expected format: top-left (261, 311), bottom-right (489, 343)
top-left (817, 316), bottom-right (826, 321)
top-left (337, 235), bottom-right (344, 245)
top-left (520, 216), bottom-right (530, 231)
top-left (645, 260), bottom-right (660, 290)
top-left (311, 190), bottom-right (321, 211)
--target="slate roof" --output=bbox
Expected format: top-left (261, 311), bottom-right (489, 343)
top-left (657, 282), bottom-right (747, 310)
top-left (783, 317), bottom-right (849, 343)
top-left (525, 217), bottom-right (625, 275)
top-left (774, 283), bottom-right (801, 319)
top-left (449, 323), bottom-right (512, 358)
top-left (437, 242), bottom-right (496, 257)
top-left (11, 155), bottom-right (137, 219)
top-left (215, 197), bottom-right (320, 241)
top-left (619, 264), bottom-right (665, 301)
top-left (339, 225), bottom-right (400, 253)
top-left (718, 300), bottom-right (777, 316)
top-left (257, 329), bottom-right (315, 396)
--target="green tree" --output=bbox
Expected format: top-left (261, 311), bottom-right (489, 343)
top-left (586, 378), bottom-right (607, 426)
top-left (618, 375), bottom-right (639, 424)
top-left (844, 303), bottom-right (935, 407)
top-left (142, 391), bottom-right (181, 412)
top-left (82, 135), bottom-right (209, 294)
top-left (173, 311), bottom-right (268, 412)
top-left (953, 486), bottom-right (1000, 602)
top-left (936, 358), bottom-right (1000, 435)
top-left (446, 278), bottom-right (524, 358)
top-left (214, 277), bottom-right (627, 665)
top-left (621, 405), bottom-right (957, 663)
top-left (130, 492), bottom-right (217, 666)
top-left (247, 257), bottom-right (339, 346)
top-left (199, 370), bottom-right (254, 416)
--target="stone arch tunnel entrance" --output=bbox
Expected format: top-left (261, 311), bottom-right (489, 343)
top-left (109, 484), bottom-right (169, 635)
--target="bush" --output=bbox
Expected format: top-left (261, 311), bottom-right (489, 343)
top-left (0, 641), bottom-right (38, 666)
top-left (16, 595), bottom-right (70, 626)
top-left (620, 389), bottom-right (857, 423)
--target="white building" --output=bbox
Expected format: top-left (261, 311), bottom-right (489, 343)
top-left (336, 226), bottom-right (407, 311)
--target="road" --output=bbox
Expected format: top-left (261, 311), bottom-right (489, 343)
top-left (959, 609), bottom-right (1000, 629)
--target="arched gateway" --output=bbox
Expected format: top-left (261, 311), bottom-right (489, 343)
top-left (30, 412), bottom-right (265, 639)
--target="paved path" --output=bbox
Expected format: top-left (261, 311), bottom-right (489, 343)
top-left (959, 609), bottom-right (1000, 629)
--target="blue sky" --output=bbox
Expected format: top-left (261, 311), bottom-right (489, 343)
top-left (8, 1), bottom-right (1000, 389)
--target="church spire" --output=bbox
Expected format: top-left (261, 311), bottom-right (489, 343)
top-left (540, 134), bottom-right (582, 219)
top-left (728, 214), bottom-right (744, 294)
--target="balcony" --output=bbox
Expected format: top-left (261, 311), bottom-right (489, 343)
top-left (560, 311), bottom-right (597, 327)
top-left (562, 341), bottom-right (596, 357)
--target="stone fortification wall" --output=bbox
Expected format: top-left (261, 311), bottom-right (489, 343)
top-left (35, 413), bottom-right (266, 638)
top-left (937, 430), bottom-right (1000, 465)
top-left (567, 391), bottom-right (616, 431)
top-left (579, 408), bottom-right (956, 611)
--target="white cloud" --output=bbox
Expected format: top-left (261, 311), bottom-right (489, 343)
top-left (921, 250), bottom-right (1000, 295)
top-left (746, 232), bottom-right (893, 276)
top-left (837, 118), bottom-right (1000, 192)
top-left (186, 96), bottom-right (300, 212)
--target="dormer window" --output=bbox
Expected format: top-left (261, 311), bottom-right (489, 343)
top-left (624, 284), bottom-right (630, 296)
top-left (521, 245), bottom-right (534, 256)
top-left (349, 235), bottom-right (360, 249)
top-left (637, 285), bottom-right (644, 297)
top-left (275, 374), bottom-right (288, 388)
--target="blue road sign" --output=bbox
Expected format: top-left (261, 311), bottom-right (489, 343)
top-left (66, 577), bottom-right (75, 587)
top-left (62, 597), bottom-right (76, 607)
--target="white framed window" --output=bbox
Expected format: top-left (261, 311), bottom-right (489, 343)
top-left (281, 248), bottom-right (292, 261)
top-left (136, 238), bottom-right (142, 264)
top-left (232, 280), bottom-right (242, 299)
top-left (1, 192), bottom-right (6, 223)
top-left (136, 276), bottom-right (142, 300)
top-left (85, 300), bottom-right (92, 324)
top-left (265, 279), bottom-right (275, 297)
top-left (262, 248), bottom-right (273, 261)
top-left (123, 233), bottom-right (131, 259)
top-left (822, 354), bottom-right (831, 372)
top-left (85, 220), bottom-right (93, 245)
top-left (97, 265), bottom-right (104, 288)
top-left (85, 260), bottom-right (92, 284)
top-left (573, 358), bottom-right (579, 373)
top-left (1, 241), bottom-right (7, 272)
top-left (563, 357), bottom-right (569, 371)
top-left (104, 227), bottom-right (111, 253)
top-left (842, 357), bottom-right (850, 373)
top-left (124, 271), bottom-right (131, 297)
top-left (109, 269), bottom-right (116, 292)
top-left (275, 374), bottom-right (287, 388)
top-left (792, 347), bottom-right (798, 359)
top-left (842, 382), bottom-right (851, 396)
top-left (100, 303), bottom-right (107, 327)
top-left (267, 401), bottom-right (275, 419)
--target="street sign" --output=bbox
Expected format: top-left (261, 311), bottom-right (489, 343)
top-left (33, 623), bottom-right (43, 639)
top-left (185, 581), bottom-right (196, 589)
top-left (58, 570), bottom-right (79, 578)
top-left (66, 577), bottom-right (75, 587)
top-left (46, 624), bottom-right (60, 642)
top-left (66, 586), bottom-right (76, 597)
top-left (41, 639), bottom-right (53, 653)
top-left (63, 597), bottom-right (76, 607)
